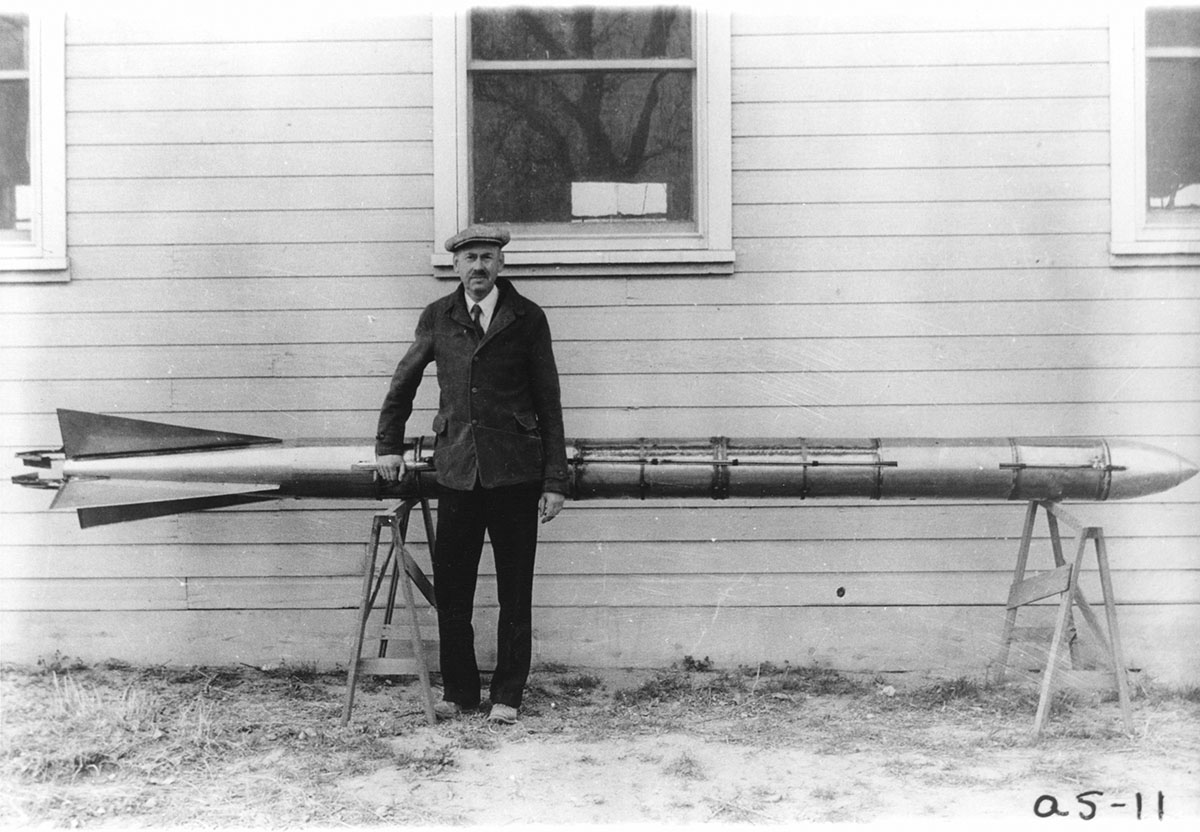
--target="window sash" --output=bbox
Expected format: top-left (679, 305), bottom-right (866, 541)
top-left (1109, 2), bottom-right (1200, 259)
top-left (432, 9), bottom-right (733, 275)
top-left (0, 13), bottom-right (67, 280)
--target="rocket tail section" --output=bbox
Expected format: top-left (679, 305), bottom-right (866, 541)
top-left (32, 411), bottom-right (287, 527)
top-left (74, 493), bottom-right (278, 528)
top-left (57, 409), bottom-right (281, 459)
top-left (50, 478), bottom-right (282, 528)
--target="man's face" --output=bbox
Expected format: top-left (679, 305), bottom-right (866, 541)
top-left (453, 243), bottom-right (504, 302)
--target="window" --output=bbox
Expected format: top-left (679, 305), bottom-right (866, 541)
top-left (433, 6), bottom-right (732, 276)
top-left (1110, 2), bottom-right (1200, 262)
top-left (0, 13), bottom-right (66, 281)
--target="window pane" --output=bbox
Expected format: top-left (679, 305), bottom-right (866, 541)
top-left (471, 71), bottom-right (694, 224)
top-left (1, 15), bottom-right (30, 238)
top-left (0, 16), bottom-right (29, 236)
top-left (0, 15), bottom-right (27, 71)
top-left (472, 7), bottom-right (691, 61)
top-left (1146, 8), bottom-right (1200, 210)
top-left (1147, 7), bottom-right (1200, 49)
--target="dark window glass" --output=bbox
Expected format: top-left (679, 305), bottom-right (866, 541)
top-left (1, 15), bottom-right (30, 236)
top-left (472, 7), bottom-right (690, 61)
top-left (468, 7), bottom-right (695, 226)
top-left (472, 71), bottom-right (693, 224)
top-left (0, 14), bottom-right (25, 70)
top-left (1146, 9), bottom-right (1200, 210)
top-left (1147, 7), bottom-right (1200, 49)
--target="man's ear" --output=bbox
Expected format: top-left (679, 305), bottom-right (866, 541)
top-left (497, 251), bottom-right (505, 270)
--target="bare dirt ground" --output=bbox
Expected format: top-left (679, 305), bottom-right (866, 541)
top-left (1, 656), bottom-right (1197, 828)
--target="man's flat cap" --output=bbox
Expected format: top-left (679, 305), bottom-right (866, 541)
top-left (444, 224), bottom-right (511, 252)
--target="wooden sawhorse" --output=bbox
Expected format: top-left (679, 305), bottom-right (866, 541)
top-left (341, 498), bottom-right (439, 726)
top-left (993, 500), bottom-right (1134, 737)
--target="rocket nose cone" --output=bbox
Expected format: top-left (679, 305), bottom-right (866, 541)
top-left (1106, 441), bottom-right (1199, 500)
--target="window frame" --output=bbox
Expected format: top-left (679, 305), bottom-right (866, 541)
top-left (1109, 1), bottom-right (1200, 264)
top-left (431, 8), bottom-right (733, 277)
top-left (0, 13), bottom-right (67, 282)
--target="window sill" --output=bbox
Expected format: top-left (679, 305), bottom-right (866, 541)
top-left (0, 257), bottom-right (71, 282)
top-left (1109, 249), bottom-right (1200, 268)
top-left (433, 249), bottom-right (735, 278)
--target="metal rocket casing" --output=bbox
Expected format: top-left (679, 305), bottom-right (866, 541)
top-left (11, 410), bottom-right (1198, 528)
top-left (564, 436), bottom-right (1198, 502)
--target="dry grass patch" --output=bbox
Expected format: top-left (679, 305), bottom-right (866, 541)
top-left (3, 657), bottom-right (1197, 826)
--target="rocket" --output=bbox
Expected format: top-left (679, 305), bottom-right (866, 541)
top-left (12, 410), bottom-right (1199, 528)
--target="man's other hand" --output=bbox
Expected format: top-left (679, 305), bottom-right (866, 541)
top-left (376, 454), bottom-right (406, 483)
top-left (539, 491), bottom-right (566, 523)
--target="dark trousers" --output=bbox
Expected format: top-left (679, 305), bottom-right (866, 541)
top-left (432, 480), bottom-right (541, 708)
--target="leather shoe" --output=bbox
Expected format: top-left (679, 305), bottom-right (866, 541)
top-left (487, 703), bottom-right (518, 724)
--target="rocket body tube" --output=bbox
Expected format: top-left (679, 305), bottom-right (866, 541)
top-left (562, 437), bottom-right (1194, 502)
top-left (56, 435), bottom-right (1190, 503)
top-left (13, 411), bottom-right (1197, 527)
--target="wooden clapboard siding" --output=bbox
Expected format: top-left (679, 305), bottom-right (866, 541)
top-left (3, 538), bottom-right (1198, 581)
top-left (67, 41), bottom-right (432, 77)
top-left (6, 368), bottom-right (1198, 414)
top-left (5, 500), bottom-right (1198, 546)
top-left (734, 133), bottom-right (1110, 169)
top-left (733, 64), bottom-right (1108, 102)
top-left (69, 110), bottom-right (433, 146)
top-left (7, 269), bottom-right (1200, 310)
top-left (68, 76), bottom-right (432, 111)
top-left (736, 98), bottom-right (1108, 135)
top-left (4, 299), bottom-right (1196, 348)
top-left (4, 570), bottom-right (1196, 612)
top-left (739, 168), bottom-right (1112, 203)
top-left (4, 334), bottom-right (1200, 381)
top-left (69, 177), bottom-right (434, 212)
top-left (0, 9), bottom-right (1196, 683)
top-left (69, 143), bottom-right (433, 178)
top-left (3, 404), bottom-right (1198, 452)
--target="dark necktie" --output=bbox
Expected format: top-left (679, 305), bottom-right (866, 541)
top-left (470, 303), bottom-right (485, 340)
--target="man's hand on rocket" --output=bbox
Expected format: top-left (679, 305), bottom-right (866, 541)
top-left (376, 454), bottom-right (406, 483)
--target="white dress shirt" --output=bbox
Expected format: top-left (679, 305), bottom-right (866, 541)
top-left (467, 285), bottom-right (499, 333)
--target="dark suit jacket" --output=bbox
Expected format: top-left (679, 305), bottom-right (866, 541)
top-left (375, 278), bottom-right (570, 494)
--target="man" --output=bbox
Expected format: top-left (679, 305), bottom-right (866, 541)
top-left (375, 224), bottom-right (569, 725)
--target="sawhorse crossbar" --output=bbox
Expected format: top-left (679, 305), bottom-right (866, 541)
top-left (341, 498), bottom-right (439, 726)
top-left (993, 500), bottom-right (1134, 737)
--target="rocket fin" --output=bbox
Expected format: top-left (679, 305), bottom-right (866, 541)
top-left (58, 409), bottom-right (280, 459)
top-left (50, 478), bottom-right (280, 512)
top-left (76, 494), bottom-right (277, 528)
top-left (49, 478), bottom-right (281, 528)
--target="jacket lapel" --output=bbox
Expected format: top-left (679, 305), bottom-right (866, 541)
top-left (447, 280), bottom-right (522, 350)
top-left (483, 300), bottom-right (516, 346)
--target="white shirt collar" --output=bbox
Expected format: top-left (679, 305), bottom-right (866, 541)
top-left (466, 285), bottom-right (499, 332)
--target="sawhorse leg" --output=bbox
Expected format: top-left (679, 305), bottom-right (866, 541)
top-left (993, 501), bottom-right (1134, 737)
top-left (342, 499), bottom-right (438, 726)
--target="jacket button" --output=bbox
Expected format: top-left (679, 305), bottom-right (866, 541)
top-left (471, 419), bottom-right (478, 425)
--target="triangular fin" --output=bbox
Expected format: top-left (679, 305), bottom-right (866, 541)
top-left (58, 410), bottom-right (280, 459)
top-left (50, 478), bottom-right (279, 511)
top-left (76, 494), bottom-right (277, 528)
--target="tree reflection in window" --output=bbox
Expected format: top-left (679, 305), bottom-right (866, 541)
top-left (1146, 8), bottom-right (1200, 210)
top-left (469, 7), bottom-right (695, 225)
top-left (0, 15), bottom-right (30, 237)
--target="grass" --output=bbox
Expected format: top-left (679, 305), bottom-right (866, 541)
top-left (0, 661), bottom-right (400, 827)
top-left (3, 657), bottom-right (1197, 827)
